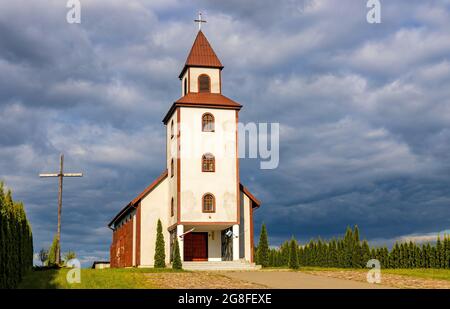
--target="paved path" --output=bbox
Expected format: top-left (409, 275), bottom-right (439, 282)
top-left (223, 271), bottom-right (392, 289)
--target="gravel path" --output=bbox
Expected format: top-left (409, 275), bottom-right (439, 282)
top-left (144, 272), bottom-right (266, 289)
top-left (222, 270), bottom-right (391, 289)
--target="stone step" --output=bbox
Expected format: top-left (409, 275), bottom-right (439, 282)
top-left (179, 261), bottom-right (261, 271)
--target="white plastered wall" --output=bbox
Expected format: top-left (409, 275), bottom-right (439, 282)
top-left (139, 177), bottom-right (170, 266)
top-left (166, 110), bottom-right (178, 228)
top-left (189, 67), bottom-right (221, 93)
top-left (179, 107), bottom-right (238, 223)
top-left (241, 193), bottom-right (252, 261)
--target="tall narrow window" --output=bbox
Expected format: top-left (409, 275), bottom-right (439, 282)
top-left (170, 120), bottom-right (174, 139)
top-left (202, 113), bottom-right (214, 132)
top-left (171, 198), bottom-right (174, 217)
top-left (184, 78), bottom-right (187, 96)
top-left (202, 153), bottom-right (215, 172)
top-left (202, 193), bottom-right (215, 213)
top-left (198, 74), bottom-right (210, 93)
top-left (170, 159), bottom-right (174, 177)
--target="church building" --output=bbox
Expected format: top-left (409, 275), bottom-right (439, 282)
top-left (108, 28), bottom-right (261, 269)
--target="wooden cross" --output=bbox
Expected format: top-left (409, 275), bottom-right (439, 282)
top-left (194, 12), bottom-right (206, 30)
top-left (39, 154), bottom-right (83, 265)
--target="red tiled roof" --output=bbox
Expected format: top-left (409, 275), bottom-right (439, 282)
top-left (185, 30), bottom-right (223, 68)
top-left (176, 93), bottom-right (241, 107)
top-left (179, 30), bottom-right (223, 77)
top-left (163, 93), bottom-right (242, 124)
top-left (108, 170), bottom-right (168, 228)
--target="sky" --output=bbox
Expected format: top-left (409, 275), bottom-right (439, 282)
top-left (0, 0), bottom-right (449, 267)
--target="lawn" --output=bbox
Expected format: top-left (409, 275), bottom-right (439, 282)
top-left (19, 267), bottom-right (450, 289)
top-left (19, 268), bottom-right (183, 289)
top-left (18, 267), bottom-right (263, 289)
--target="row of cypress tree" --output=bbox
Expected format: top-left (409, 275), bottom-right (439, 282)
top-left (256, 224), bottom-right (450, 269)
top-left (0, 182), bottom-right (34, 288)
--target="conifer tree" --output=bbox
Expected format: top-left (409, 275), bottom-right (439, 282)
top-left (361, 240), bottom-right (371, 266)
top-left (154, 219), bottom-right (166, 268)
top-left (423, 244), bottom-right (430, 268)
top-left (329, 239), bottom-right (338, 267)
top-left (257, 223), bottom-right (269, 267)
top-left (0, 183), bottom-right (5, 287)
top-left (343, 227), bottom-right (354, 268)
top-left (410, 243), bottom-right (414, 267)
top-left (436, 236), bottom-right (442, 268)
top-left (270, 249), bottom-right (275, 267)
top-left (172, 237), bottom-right (182, 270)
top-left (288, 237), bottom-right (299, 269)
top-left (445, 235), bottom-right (450, 269)
top-left (47, 234), bottom-right (60, 266)
top-left (414, 245), bottom-right (422, 268)
top-left (430, 246), bottom-right (437, 268)
top-left (0, 183), bottom-right (33, 288)
top-left (351, 226), bottom-right (361, 267)
top-left (282, 241), bottom-right (290, 266)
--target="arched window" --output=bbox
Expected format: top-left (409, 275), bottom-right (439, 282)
top-left (171, 198), bottom-right (174, 217)
top-left (170, 159), bottom-right (174, 177)
top-left (202, 113), bottom-right (214, 132)
top-left (198, 74), bottom-right (210, 93)
top-left (184, 78), bottom-right (188, 96)
top-left (202, 153), bottom-right (215, 172)
top-left (202, 193), bottom-right (215, 213)
top-left (170, 120), bottom-right (174, 139)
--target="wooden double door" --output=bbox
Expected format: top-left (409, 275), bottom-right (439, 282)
top-left (184, 232), bottom-right (208, 261)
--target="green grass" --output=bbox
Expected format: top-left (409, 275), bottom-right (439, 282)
top-left (19, 268), bottom-right (184, 289)
top-left (381, 268), bottom-right (450, 281)
top-left (296, 267), bottom-right (450, 281)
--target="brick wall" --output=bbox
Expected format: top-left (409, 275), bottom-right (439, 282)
top-left (110, 216), bottom-right (134, 268)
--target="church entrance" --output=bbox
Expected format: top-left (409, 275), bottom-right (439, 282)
top-left (184, 232), bottom-right (208, 261)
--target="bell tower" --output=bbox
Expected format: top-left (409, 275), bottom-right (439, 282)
top-left (163, 28), bottom-right (243, 261)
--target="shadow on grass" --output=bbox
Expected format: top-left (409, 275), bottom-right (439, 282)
top-left (18, 268), bottom-right (61, 289)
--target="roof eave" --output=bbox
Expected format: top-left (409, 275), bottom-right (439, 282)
top-left (178, 64), bottom-right (224, 79)
top-left (240, 183), bottom-right (262, 208)
top-left (108, 170), bottom-right (168, 228)
top-left (162, 102), bottom-right (242, 124)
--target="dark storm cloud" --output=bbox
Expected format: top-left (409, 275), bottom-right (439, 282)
top-left (1, 0), bottom-right (449, 266)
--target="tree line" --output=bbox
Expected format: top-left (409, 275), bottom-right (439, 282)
top-left (0, 182), bottom-right (34, 288)
top-left (256, 224), bottom-right (450, 269)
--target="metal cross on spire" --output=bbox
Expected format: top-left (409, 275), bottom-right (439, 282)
top-left (39, 153), bottom-right (83, 265)
top-left (194, 11), bottom-right (206, 30)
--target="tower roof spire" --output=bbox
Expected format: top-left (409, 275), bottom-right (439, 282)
top-left (179, 26), bottom-right (223, 78)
